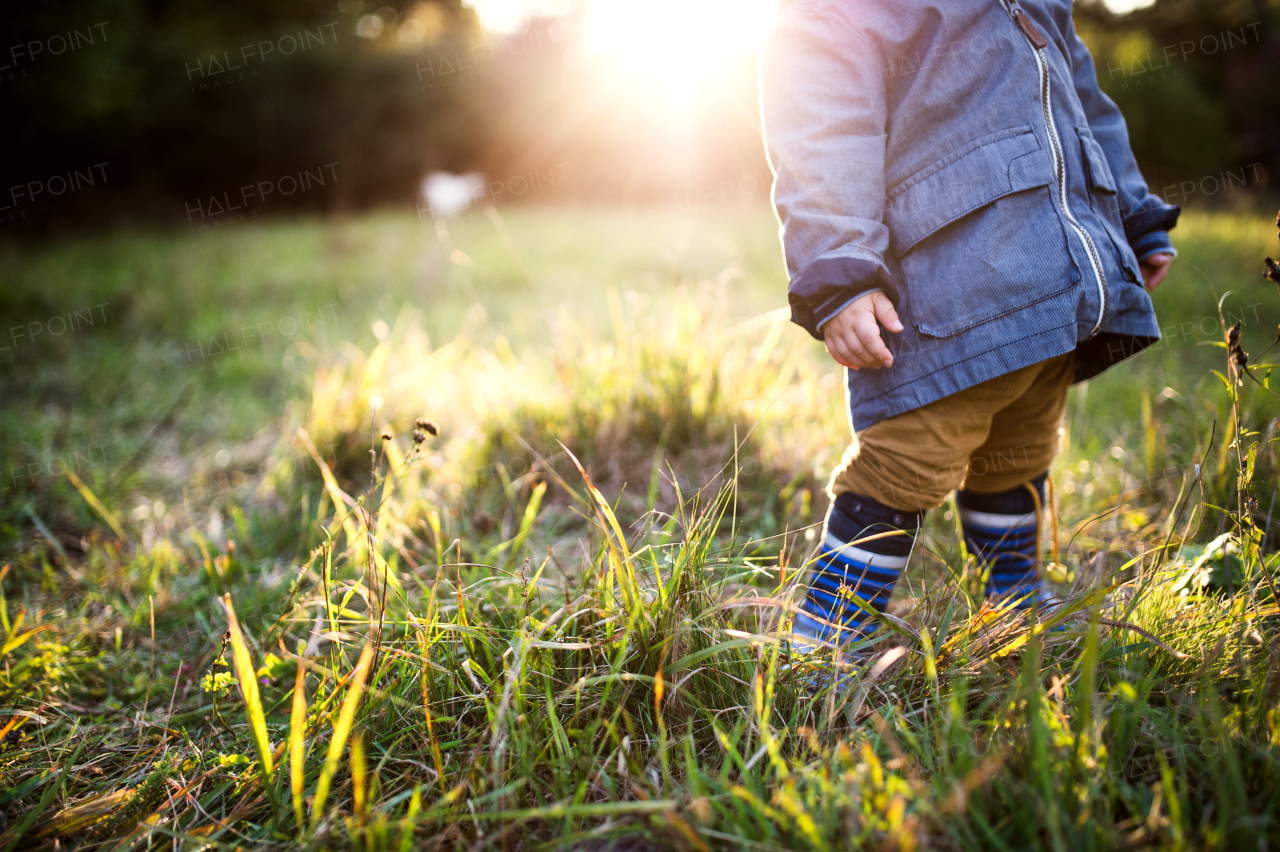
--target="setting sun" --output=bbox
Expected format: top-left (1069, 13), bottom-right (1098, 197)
top-left (471, 0), bottom-right (776, 101)
top-left (580, 0), bottom-right (776, 64)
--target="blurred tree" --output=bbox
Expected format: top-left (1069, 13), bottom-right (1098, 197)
top-left (0, 0), bottom-right (1272, 234)
top-left (1075, 0), bottom-right (1278, 201)
top-left (1, 0), bottom-right (487, 233)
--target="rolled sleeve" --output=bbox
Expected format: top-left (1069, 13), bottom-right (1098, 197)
top-left (761, 1), bottom-right (891, 340)
top-left (796, 260), bottom-right (899, 334)
top-left (1130, 231), bottom-right (1177, 262)
top-left (1122, 195), bottom-right (1181, 260)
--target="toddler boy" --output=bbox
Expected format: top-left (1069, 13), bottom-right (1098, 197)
top-left (760, 0), bottom-right (1178, 646)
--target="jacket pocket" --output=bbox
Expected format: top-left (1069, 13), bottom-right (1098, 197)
top-left (885, 126), bottom-right (1079, 338)
top-left (1077, 128), bottom-right (1117, 193)
top-left (1077, 126), bottom-right (1141, 283)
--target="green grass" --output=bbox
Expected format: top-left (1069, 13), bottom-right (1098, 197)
top-left (0, 204), bottom-right (1278, 850)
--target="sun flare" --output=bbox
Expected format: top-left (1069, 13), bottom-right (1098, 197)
top-left (580, 0), bottom-right (776, 63)
top-left (471, 0), bottom-right (777, 102)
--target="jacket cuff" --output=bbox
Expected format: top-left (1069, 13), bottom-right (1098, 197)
top-left (1123, 197), bottom-right (1180, 245)
top-left (815, 289), bottom-right (883, 332)
top-left (788, 255), bottom-right (897, 340)
top-left (1131, 231), bottom-right (1176, 262)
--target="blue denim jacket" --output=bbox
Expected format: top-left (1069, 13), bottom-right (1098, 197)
top-left (761, 0), bottom-right (1179, 430)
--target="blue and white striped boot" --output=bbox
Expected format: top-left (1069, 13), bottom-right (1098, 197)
top-left (792, 493), bottom-right (923, 652)
top-left (958, 474), bottom-right (1049, 609)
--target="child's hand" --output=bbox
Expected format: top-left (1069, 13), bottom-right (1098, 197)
top-left (1140, 252), bottom-right (1174, 291)
top-left (823, 290), bottom-right (903, 370)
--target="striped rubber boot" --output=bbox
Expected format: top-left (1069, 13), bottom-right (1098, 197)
top-left (958, 473), bottom-right (1047, 608)
top-left (792, 493), bottom-right (923, 649)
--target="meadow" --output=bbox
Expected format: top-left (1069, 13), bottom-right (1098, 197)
top-left (0, 202), bottom-right (1277, 850)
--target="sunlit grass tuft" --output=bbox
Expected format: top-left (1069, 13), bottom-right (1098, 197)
top-left (0, 206), bottom-right (1278, 850)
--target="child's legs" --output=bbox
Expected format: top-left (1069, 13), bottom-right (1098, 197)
top-left (800, 353), bottom-right (1074, 642)
top-left (829, 353), bottom-right (1074, 512)
top-left (955, 353), bottom-right (1073, 602)
top-left (963, 352), bottom-right (1074, 494)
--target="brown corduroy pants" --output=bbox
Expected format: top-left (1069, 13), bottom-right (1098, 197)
top-left (829, 352), bottom-right (1074, 512)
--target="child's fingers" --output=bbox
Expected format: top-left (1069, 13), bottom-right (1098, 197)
top-left (853, 312), bottom-right (893, 367)
top-left (824, 334), bottom-right (854, 369)
top-left (871, 291), bottom-right (904, 332)
top-left (828, 329), bottom-right (875, 370)
top-left (826, 334), bottom-right (858, 369)
top-left (1140, 252), bottom-right (1174, 290)
top-left (844, 327), bottom-right (881, 368)
top-left (1142, 255), bottom-right (1173, 290)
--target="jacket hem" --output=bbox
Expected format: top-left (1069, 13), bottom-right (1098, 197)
top-left (847, 324), bottom-right (1078, 432)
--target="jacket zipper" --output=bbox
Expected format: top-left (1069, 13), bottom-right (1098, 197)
top-left (1004, 0), bottom-right (1108, 338)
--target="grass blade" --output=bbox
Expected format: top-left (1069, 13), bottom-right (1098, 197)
top-left (64, 468), bottom-right (127, 542)
top-left (223, 595), bottom-right (279, 818)
top-left (0, 732), bottom-right (85, 852)
top-left (311, 644), bottom-right (375, 831)
top-left (289, 663), bottom-right (308, 828)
